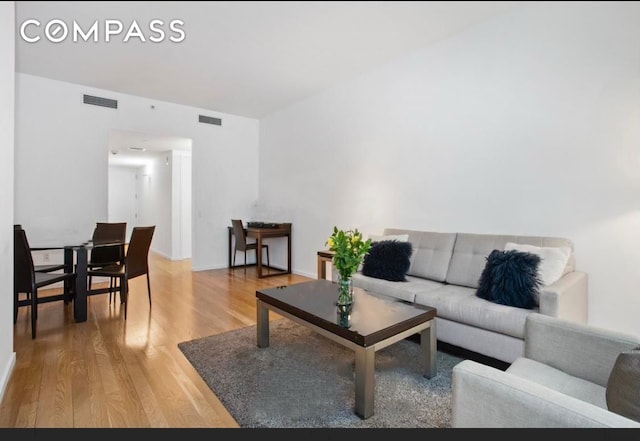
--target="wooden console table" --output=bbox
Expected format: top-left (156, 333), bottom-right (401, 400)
top-left (228, 223), bottom-right (292, 278)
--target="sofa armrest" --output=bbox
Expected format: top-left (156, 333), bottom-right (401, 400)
top-left (538, 270), bottom-right (588, 323)
top-left (451, 360), bottom-right (640, 428)
top-left (525, 313), bottom-right (640, 386)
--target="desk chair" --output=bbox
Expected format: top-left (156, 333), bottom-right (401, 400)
top-left (231, 219), bottom-right (269, 274)
top-left (14, 227), bottom-right (76, 339)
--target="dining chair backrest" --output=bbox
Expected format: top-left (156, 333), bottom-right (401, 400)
top-left (125, 226), bottom-right (155, 279)
top-left (14, 227), bottom-right (36, 293)
top-left (90, 222), bottom-right (127, 265)
top-left (14, 225), bottom-right (77, 338)
top-left (231, 219), bottom-right (248, 250)
top-left (15, 224), bottom-right (68, 274)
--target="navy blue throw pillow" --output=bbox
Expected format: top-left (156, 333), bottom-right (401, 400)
top-left (476, 249), bottom-right (542, 309)
top-left (362, 240), bottom-right (413, 282)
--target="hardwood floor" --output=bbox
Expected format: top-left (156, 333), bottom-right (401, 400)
top-left (0, 253), bottom-right (313, 428)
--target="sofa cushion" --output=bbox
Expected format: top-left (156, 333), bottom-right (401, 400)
top-left (446, 233), bottom-right (575, 289)
top-left (352, 273), bottom-right (444, 303)
top-left (508, 357), bottom-right (607, 409)
top-left (504, 242), bottom-right (571, 287)
top-left (414, 284), bottom-right (533, 339)
top-left (362, 240), bottom-right (413, 282)
top-left (606, 346), bottom-right (640, 422)
top-left (383, 229), bottom-right (457, 282)
top-left (476, 249), bottom-right (541, 309)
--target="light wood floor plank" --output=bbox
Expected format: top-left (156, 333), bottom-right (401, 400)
top-left (72, 321), bottom-right (111, 428)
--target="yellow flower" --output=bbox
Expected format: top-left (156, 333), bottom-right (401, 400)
top-left (326, 226), bottom-right (372, 280)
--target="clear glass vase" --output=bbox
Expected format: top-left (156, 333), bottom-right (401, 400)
top-left (337, 274), bottom-right (354, 307)
top-left (337, 307), bottom-right (351, 328)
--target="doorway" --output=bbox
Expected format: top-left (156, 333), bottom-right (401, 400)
top-left (107, 129), bottom-right (193, 260)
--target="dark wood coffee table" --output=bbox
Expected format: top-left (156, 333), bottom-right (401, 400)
top-left (256, 279), bottom-right (437, 419)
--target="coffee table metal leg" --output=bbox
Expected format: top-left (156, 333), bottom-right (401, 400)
top-left (256, 300), bottom-right (270, 348)
top-left (354, 346), bottom-right (375, 419)
top-left (421, 320), bottom-right (437, 378)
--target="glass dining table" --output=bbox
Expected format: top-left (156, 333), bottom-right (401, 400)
top-left (31, 239), bottom-right (124, 322)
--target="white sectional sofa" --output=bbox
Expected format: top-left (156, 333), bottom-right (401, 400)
top-left (452, 313), bottom-right (640, 427)
top-left (351, 228), bottom-right (589, 364)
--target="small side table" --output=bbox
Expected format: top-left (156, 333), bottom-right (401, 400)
top-left (317, 250), bottom-right (334, 280)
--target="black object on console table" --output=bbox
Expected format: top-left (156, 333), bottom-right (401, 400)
top-left (247, 221), bottom-right (280, 229)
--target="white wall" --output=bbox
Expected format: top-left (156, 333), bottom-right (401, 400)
top-left (258, 2), bottom-right (640, 337)
top-left (137, 152), bottom-right (172, 258)
top-left (108, 165), bottom-right (139, 239)
top-left (0, 1), bottom-right (15, 402)
top-left (15, 74), bottom-right (259, 271)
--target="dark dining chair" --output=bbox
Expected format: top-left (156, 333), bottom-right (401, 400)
top-left (231, 219), bottom-right (269, 274)
top-left (14, 227), bottom-right (77, 339)
top-left (14, 224), bottom-right (72, 310)
top-left (14, 224), bottom-right (67, 273)
top-left (87, 222), bottom-right (127, 303)
top-left (87, 225), bottom-right (155, 320)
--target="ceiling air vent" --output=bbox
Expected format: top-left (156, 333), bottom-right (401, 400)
top-left (198, 115), bottom-right (222, 126)
top-left (83, 94), bottom-right (118, 109)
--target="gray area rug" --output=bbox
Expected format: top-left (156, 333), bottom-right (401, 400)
top-left (178, 319), bottom-right (464, 428)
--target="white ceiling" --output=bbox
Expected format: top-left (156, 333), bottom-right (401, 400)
top-left (15, 1), bottom-right (524, 119)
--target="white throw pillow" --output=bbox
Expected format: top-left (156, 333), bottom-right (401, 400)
top-left (368, 234), bottom-right (409, 243)
top-left (504, 242), bottom-right (571, 287)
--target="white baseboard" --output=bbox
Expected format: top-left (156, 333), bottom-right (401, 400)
top-left (0, 351), bottom-right (16, 404)
top-left (294, 269), bottom-right (316, 279)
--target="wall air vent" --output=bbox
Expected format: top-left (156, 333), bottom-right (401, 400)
top-left (198, 115), bottom-right (222, 126)
top-left (83, 94), bottom-right (118, 109)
